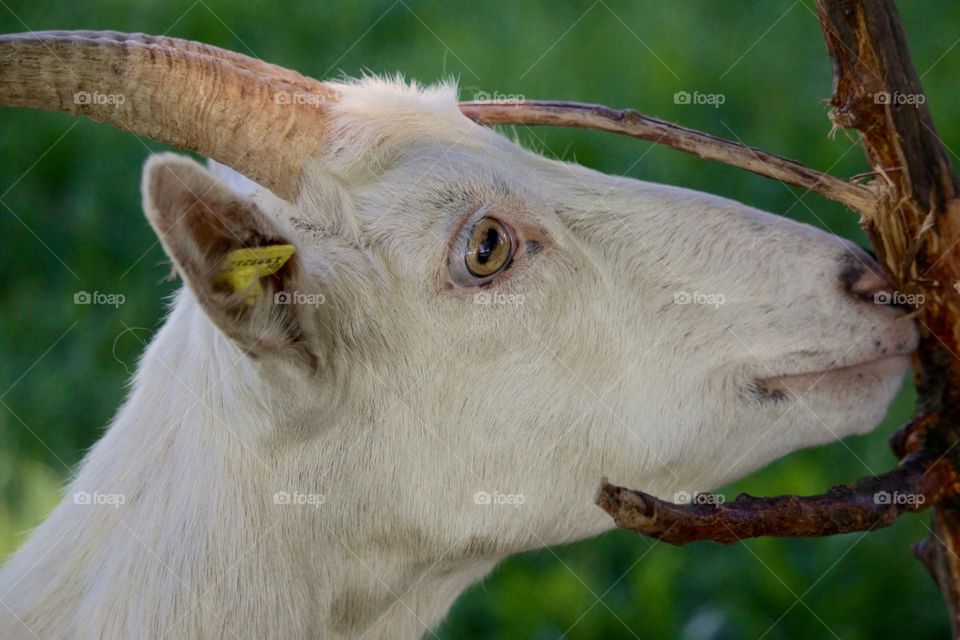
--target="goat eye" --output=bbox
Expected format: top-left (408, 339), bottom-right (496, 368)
top-left (464, 218), bottom-right (513, 278)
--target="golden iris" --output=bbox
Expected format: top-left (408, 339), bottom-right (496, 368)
top-left (465, 218), bottom-right (512, 277)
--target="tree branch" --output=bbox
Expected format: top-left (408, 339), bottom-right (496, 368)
top-left (596, 452), bottom-right (957, 545)
top-left (459, 100), bottom-right (879, 216)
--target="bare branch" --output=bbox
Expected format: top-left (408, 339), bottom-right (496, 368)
top-left (596, 453), bottom-right (958, 546)
top-left (459, 100), bottom-right (879, 216)
top-left (916, 509), bottom-right (960, 632)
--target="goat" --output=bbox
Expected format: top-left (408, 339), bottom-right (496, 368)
top-left (0, 31), bottom-right (917, 639)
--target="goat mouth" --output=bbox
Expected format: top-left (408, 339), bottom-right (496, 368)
top-left (752, 354), bottom-right (910, 399)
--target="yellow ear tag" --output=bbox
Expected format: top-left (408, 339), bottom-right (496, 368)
top-left (216, 244), bottom-right (296, 305)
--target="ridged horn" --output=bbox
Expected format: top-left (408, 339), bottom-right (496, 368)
top-left (0, 30), bottom-right (339, 201)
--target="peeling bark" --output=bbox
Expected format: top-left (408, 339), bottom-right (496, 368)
top-left (817, 0), bottom-right (960, 631)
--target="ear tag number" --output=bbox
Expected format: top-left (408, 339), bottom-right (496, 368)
top-left (216, 244), bottom-right (296, 305)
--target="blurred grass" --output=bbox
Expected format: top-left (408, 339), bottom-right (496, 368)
top-left (0, 1), bottom-right (956, 637)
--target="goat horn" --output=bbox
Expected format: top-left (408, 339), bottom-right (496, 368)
top-left (0, 30), bottom-right (338, 201)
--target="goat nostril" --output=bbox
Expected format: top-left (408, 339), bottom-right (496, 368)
top-left (845, 266), bottom-right (892, 300)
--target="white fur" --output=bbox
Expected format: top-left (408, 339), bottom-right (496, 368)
top-left (0, 77), bottom-right (916, 639)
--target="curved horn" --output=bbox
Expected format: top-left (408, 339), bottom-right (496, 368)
top-left (0, 30), bottom-right (338, 201)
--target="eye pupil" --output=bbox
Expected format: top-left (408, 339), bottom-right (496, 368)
top-left (476, 228), bottom-right (499, 264)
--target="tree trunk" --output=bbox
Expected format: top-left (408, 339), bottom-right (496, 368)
top-left (817, 0), bottom-right (960, 631)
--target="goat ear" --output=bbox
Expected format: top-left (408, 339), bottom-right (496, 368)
top-left (141, 153), bottom-right (324, 366)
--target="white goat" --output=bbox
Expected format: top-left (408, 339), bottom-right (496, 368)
top-left (0, 31), bottom-right (916, 639)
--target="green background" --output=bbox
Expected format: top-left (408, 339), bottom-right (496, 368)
top-left (0, 1), bottom-right (955, 638)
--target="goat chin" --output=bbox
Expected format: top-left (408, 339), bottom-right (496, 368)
top-left (0, 62), bottom-right (918, 639)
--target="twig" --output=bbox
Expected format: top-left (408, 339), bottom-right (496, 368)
top-left (459, 100), bottom-right (879, 216)
top-left (595, 453), bottom-right (958, 546)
